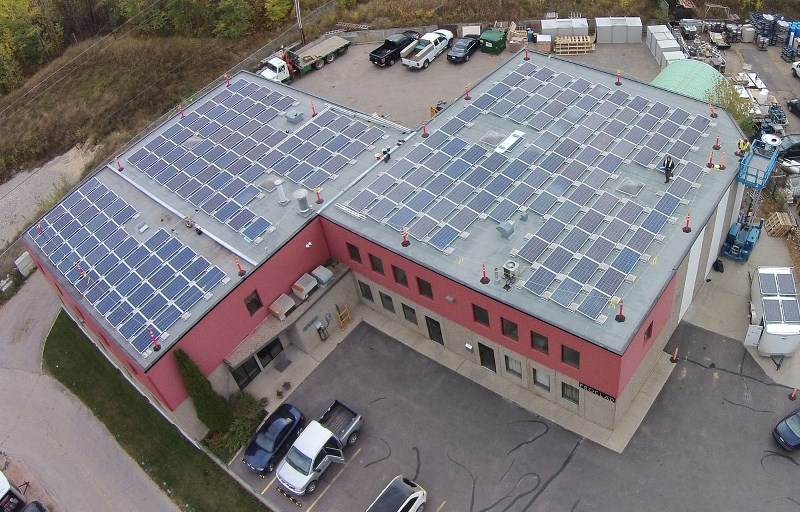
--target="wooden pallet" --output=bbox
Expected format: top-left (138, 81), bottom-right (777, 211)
top-left (765, 211), bottom-right (795, 237)
top-left (554, 35), bottom-right (595, 55)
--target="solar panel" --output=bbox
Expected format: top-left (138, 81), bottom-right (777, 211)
top-left (444, 160), bottom-right (472, 180)
top-left (446, 182), bottom-right (474, 204)
top-left (679, 163), bottom-right (703, 182)
top-left (626, 228), bottom-right (654, 254)
top-left (763, 298), bottom-right (782, 322)
top-left (654, 193), bottom-right (680, 216)
top-left (577, 289), bottom-right (610, 320)
top-left (617, 202), bottom-right (643, 224)
top-left (538, 218), bottom-right (566, 243)
top-left (488, 199), bottom-right (518, 222)
top-left (634, 146), bottom-right (658, 167)
top-left (576, 209), bottom-right (605, 233)
top-left (552, 201), bottom-right (581, 223)
top-left (777, 273), bottom-right (797, 296)
top-left (406, 190), bottom-right (436, 211)
top-left (409, 215), bottom-right (438, 239)
top-left (387, 207), bottom-right (417, 230)
top-left (484, 175), bottom-right (513, 196)
top-left (427, 198), bottom-right (458, 221)
top-left (641, 211), bottom-right (668, 234)
top-left (602, 219), bottom-right (629, 242)
top-left (595, 268), bottom-right (627, 295)
top-left (461, 145), bottom-right (486, 164)
top-left (242, 217), bottom-right (271, 240)
top-left (530, 192), bottom-right (559, 215)
top-left (760, 273), bottom-right (779, 295)
top-left (428, 225), bottom-right (460, 251)
top-left (543, 246), bottom-right (573, 273)
top-left (783, 299), bottom-right (800, 322)
top-left (502, 160), bottom-right (529, 180)
top-left (386, 182), bottom-right (415, 203)
top-left (524, 267), bottom-right (557, 296)
top-left (551, 278), bottom-right (583, 307)
top-left (449, 208), bottom-right (479, 231)
top-left (592, 194), bottom-right (619, 215)
top-left (585, 237), bottom-right (614, 262)
top-left (425, 175), bottom-right (454, 196)
top-left (611, 247), bottom-right (641, 274)
top-left (689, 116), bottom-right (710, 132)
top-left (423, 130), bottom-right (449, 149)
top-left (518, 236), bottom-right (549, 263)
top-left (456, 104), bottom-right (482, 122)
top-left (678, 128), bottom-right (701, 146)
top-left (367, 197), bottom-right (397, 221)
top-left (197, 267), bottom-right (225, 291)
top-left (669, 108), bottom-right (691, 124)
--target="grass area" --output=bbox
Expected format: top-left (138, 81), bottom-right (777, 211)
top-left (42, 311), bottom-right (269, 512)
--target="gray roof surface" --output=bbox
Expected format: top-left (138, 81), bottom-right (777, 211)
top-left (24, 71), bottom-right (410, 369)
top-left (324, 51), bottom-right (742, 354)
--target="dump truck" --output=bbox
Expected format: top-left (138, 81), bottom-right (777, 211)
top-left (276, 400), bottom-right (363, 495)
top-left (259, 35), bottom-right (350, 83)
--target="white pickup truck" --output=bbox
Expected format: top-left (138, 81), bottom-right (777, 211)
top-left (402, 29), bottom-right (453, 70)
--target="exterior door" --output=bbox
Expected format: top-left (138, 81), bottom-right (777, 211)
top-left (231, 357), bottom-right (261, 389)
top-left (425, 316), bottom-right (444, 345)
top-left (257, 337), bottom-right (283, 367)
top-left (478, 343), bottom-right (496, 372)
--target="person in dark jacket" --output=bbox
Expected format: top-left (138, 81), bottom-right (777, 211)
top-left (663, 155), bottom-right (675, 183)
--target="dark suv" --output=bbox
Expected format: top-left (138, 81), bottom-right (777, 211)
top-left (243, 403), bottom-right (305, 475)
top-left (778, 134), bottom-right (800, 160)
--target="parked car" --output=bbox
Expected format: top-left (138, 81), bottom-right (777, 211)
top-left (365, 476), bottom-right (427, 512)
top-left (773, 407), bottom-right (800, 450)
top-left (447, 35), bottom-right (480, 63)
top-left (243, 403), bottom-right (305, 476)
top-left (792, 61), bottom-right (800, 78)
top-left (370, 30), bottom-right (420, 67)
top-left (778, 134), bottom-right (800, 160)
top-left (401, 29), bottom-right (454, 70)
top-left (21, 503), bottom-right (49, 512)
top-left (787, 98), bottom-right (800, 117)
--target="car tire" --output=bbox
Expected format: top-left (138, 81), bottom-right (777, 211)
top-left (388, 58), bottom-right (395, 66)
top-left (417, 504), bottom-right (425, 512)
top-left (325, 53), bottom-right (336, 64)
top-left (266, 461), bottom-right (275, 473)
top-left (306, 480), bottom-right (318, 494)
top-left (448, 39), bottom-right (453, 48)
top-left (794, 68), bottom-right (798, 77)
top-left (314, 59), bottom-right (325, 70)
top-left (347, 430), bottom-right (359, 445)
top-left (422, 60), bottom-right (429, 69)
top-left (465, 54), bottom-right (470, 62)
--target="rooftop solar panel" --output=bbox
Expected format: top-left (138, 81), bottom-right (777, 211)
top-left (641, 211), bottom-right (668, 234)
top-left (577, 289), bottom-right (610, 320)
top-left (524, 267), bottom-right (556, 296)
top-left (585, 237), bottom-right (614, 262)
top-left (387, 207), bottom-right (417, 231)
top-left (551, 278), bottom-right (583, 307)
top-left (611, 247), bottom-right (640, 274)
top-left (518, 236), bottom-right (549, 263)
top-left (488, 199), bottom-right (518, 222)
top-left (428, 225), bottom-right (460, 251)
top-left (595, 268), bottom-right (627, 296)
top-left (409, 215), bottom-right (438, 239)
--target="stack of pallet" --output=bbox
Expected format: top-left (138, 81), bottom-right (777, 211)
top-left (553, 35), bottom-right (595, 54)
top-left (765, 212), bottom-right (795, 237)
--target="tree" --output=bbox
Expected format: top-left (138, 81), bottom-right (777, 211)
top-left (174, 349), bottom-right (233, 432)
top-left (213, 0), bottom-right (253, 38)
top-left (705, 75), bottom-right (756, 137)
top-left (264, 0), bottom-right (291, 26)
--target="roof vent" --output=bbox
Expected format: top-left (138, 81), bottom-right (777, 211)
top-left (495, 130), bottom-right (526, 153)
top-left (294, 189), bottom-right (313, 216)
top-left (617, 178), bottom-right (644, 197)
top-left (503, 260), bottom-right (519, 279)
top-left (496, 221), bottom-right (515, 239)
top-left (285, 110), bottom-right (304, 124)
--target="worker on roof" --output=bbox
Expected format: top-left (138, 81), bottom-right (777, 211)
top-left (662, 155), bottom-right (675, 184)
top-left (735, 138), bottom-right (750, 158)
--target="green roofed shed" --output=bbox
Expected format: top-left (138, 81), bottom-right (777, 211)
top-left (650, 59), bottom-right (724, 102)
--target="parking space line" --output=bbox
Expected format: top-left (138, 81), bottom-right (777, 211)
top-left (307, 447), bottom-right (362, 512)
top-left (435, 501), bottom-right (447, 512)
top-left (261, 474), bottom-right (277, 495)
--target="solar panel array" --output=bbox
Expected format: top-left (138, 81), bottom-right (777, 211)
top-left (759, 269), bottom-right (800, 324)
top-left (126, 78), bottom-right (386, 243)
top-left (345, 60), bottom-right (713, 322)
top-left (27, 177), bottom-right (228, 354)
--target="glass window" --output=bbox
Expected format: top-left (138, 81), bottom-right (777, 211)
top-left (402, 303), bottom-right (418, 325)
top-left (358, 280), bottom-right (374, 302)
top-left (472, 304), bottom-right (490, 326)
top-left (533, 368), bottom-right (550, 390)
top-left (501, 317), bottom-right (519, 341)
top-left (417, 277), bottom-right (433, 299)
top-left (346, 242), bottom-right (361, 263)
top-left (379, 291), bottom-right (395, 313)
top-left (244, 291), bottom-right (263, 316)
top-left (392, 265), bottom-right (408, 286)
top-left (562, 382), bottom-right (580, 404)
top-left (531, 332), bottom-right (549, 353)
top-left (230, 357), bottom-right (260, 389)
top-left (562, 345), bottom-right (580, 368)
top-left (505, 355), bottom-right (522, 377)
top-left (369, 253), bottom-right (384, 274)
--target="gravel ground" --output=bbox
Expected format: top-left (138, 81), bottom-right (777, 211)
top-left (0, 145), bottom-right (95, 247)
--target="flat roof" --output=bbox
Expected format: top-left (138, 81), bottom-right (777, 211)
top-left (24, 71), bottom-right (410, 369)
top-left (324, 51), bottom-right (742, 354)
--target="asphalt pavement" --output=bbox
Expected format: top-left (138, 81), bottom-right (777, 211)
top-left (0, 272), bottom-right (178, 512)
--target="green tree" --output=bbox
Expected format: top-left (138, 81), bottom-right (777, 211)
top-left (705, 75), bottom-right (756, 137)
top-left (174, 349), bottom-right (233, 432)
top-left (264, 0), bottom-right (291, 25)
top-left (213, 0), bottom-right (253, 38)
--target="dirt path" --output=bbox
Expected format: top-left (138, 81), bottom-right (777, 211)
top-left (0, 145), bottom-right (96, 247)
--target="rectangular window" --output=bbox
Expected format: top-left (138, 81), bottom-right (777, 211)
top-left (379, 291), bottom-right (395, 313)
top-left (501, 317), bottom-right (519, 341)
top-left (244, 291), bottom-right (263, 316)
top-left (417, 277), bottom-right (433, 299)
top-left (562, 345), bottom-right (580, 368)
top-left (392, 265), bottom-right (408, 287)
top-left (505, 355), bottom-right (522, 377)
top-left (346, 242), bottom-right (361, 263)
top-left (358, 280), bottom-right (374, 302)
top-left (644, 321), bottom-right (653, 343)
top-left (402, 304), bottom-right (418, 325)
top-left (562, 382), bottom-right (580, 405)
top-left (472, 304), bottom-right (490, 326)
top-left (533, 368), bottom-right (550, 391)
top-left (369, 254), bottom-right (384, 274)
top-left (531, 332), bottom-right (549, 354)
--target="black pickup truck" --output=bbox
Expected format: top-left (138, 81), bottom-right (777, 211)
top-left (369, 30), bottom-right (420, 67)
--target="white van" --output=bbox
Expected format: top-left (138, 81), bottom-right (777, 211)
top-left (366, 476), bottom-right (427, 512)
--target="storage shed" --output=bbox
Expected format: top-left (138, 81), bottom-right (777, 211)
top-left (541, 18), bottom-right (589, 38)
top-left (595, 17), bottom-right (642, 44)
top-left (646, 24), bottom-right (672, 49)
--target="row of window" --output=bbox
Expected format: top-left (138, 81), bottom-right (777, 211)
top-left (502, 354), bottom-right (579, 405)
top-left (348, 243), bottom-right (434, 299)
top-left (474, 303), bottom-right (582, 368)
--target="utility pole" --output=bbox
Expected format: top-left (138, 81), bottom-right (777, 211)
top-left (294, 0), bottom-right (305, 46)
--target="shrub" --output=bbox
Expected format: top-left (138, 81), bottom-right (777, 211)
top-left (203, 392), bottom-right (265, 460)
top-left (174, 349), bottom-right (233, 432)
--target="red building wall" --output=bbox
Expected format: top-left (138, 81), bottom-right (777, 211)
top-left (147, 218), bottom-right (332, 409)
top-left (320, 219), bottom-right (626, 398)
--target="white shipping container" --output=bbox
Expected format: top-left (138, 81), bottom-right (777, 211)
top-left (626, 17), bottom-right (643, 43)
top-left (661, 50), bottom-right (686, 69)
top-left (596, 18), bottom-right (612, 44)
top-left (656, 39), bottom-right (680, 65)
top-left (646, 24), bottom-right (671, 49)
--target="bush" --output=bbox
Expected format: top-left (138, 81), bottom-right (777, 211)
top-left (174, 349), bottom-right (233, 433)
top-left (203, 391), bottom-right (266, 460)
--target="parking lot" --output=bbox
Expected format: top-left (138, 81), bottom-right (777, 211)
top-left (232, 321), bottom-right (800, 512)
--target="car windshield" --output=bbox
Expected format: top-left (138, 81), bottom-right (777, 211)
top-left (265, 61), bottom-right (282, 73)
top-left (285, 446), bottom-right (312, 475)
top-left (782, 137), bottom-right (800, 151)
top-left (255, 416), bottom-right (291, 452)
top-left (786, 413), bottom-right (800, 436)
top-left (454, 40), bottom-right (470, 50)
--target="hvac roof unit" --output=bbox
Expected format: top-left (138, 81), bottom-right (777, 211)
top-left (292, 273), bottom-right (318, 301)
top-left (269, 293), bottom-right (297, 321)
